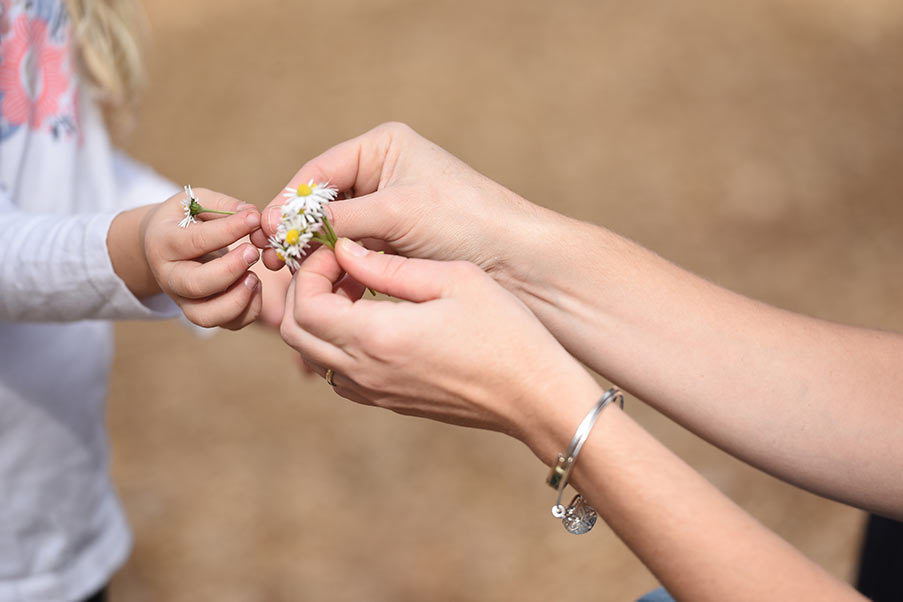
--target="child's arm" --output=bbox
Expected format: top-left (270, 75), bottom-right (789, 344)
top-left (0, 188), bottom-right (175, 322)
top-left (108, 188), bottom-right (263, 330)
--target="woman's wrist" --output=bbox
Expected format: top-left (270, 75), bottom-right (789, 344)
top-left (107, 204), bottom-right (161, 299)
top-left (511, 361), bottom-right (605, 467)
top-left (494, 207), bottom-right (614, 314)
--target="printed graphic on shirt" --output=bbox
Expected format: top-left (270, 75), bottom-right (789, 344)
top-left (0, 0), bottom-right (77, 142)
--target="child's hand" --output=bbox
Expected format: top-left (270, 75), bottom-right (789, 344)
top-left (140, 188), bottom-right (263, 330)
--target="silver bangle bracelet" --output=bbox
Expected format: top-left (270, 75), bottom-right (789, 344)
top-left (546, 387), bottom-right (624, 534)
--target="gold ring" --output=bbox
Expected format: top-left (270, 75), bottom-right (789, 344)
top-left (325, 368), bottom-right (337, 387)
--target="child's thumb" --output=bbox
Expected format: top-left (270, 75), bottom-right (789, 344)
top-left (335, 238), bottom-right (448, 302)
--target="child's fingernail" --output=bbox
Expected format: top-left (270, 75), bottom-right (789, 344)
top-left (243, 246), bottom-right (259, 266)
top-left (245, 211), bottom-right (260, 228)
top-left (244, 273), bottom-right (259, 290)
top-left (339, 237), bottom-right (368, 257)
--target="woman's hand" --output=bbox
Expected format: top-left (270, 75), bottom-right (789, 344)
top-left (252, 122), bottom-right (552, 286)
top-left (136, 188), bottom-right (263, 330)
top-left (279, 237), bottom-right (600, 455)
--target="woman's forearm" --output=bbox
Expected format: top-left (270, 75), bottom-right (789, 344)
top-left (526, 395), bottom-right (864, 602)
top-left (504, 209), bottom-right (903, 517)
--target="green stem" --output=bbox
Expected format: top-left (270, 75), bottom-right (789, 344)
top-left (319, 217), bottom-right (375, 296)
top-left (196, 207), bottom-right (236, 216)
top-left (312, 233), bottom-right (335, 249)
top-left (323, 215), bottom-right (339, 245)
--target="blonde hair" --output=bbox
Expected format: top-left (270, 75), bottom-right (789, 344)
top-left (63, 0), bottom-right (147, 108)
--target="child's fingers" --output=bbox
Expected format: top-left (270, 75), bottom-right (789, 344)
top-left (219, 282), bottom-right (263, 331)
top-left (172, 209), bottom-right (260, 259)
top-left (180, 271), bottom-right (260, 328)
top-left (167, 243), bottom-right (260, 299)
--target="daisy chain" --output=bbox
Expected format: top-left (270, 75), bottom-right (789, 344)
top-left (268, 180), bottom-right (339, 270)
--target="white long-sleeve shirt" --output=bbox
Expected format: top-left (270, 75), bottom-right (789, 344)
top-left (0, 2), bottom-right (178, 599)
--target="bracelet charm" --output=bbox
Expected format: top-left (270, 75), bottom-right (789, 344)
top-left (554, 494), bottom-right (598, 535)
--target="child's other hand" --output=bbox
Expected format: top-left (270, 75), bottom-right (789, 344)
top-left (141, 188), bottom-right (263, 330)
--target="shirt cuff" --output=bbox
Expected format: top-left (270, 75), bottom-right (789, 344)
top-left (84, 211), bottom-right (181, 321)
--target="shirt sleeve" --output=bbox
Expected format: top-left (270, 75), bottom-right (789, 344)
top-left (0, 167), bottom-right (181, 322)
top-left (112, 150), bottom-right (182, 211)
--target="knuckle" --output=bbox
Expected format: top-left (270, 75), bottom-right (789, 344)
top-left (291, 300), bottom-right (314, 332)
top-left (182, 277), bottom-right (205, 299)
top-left (380, 121), bottom-right (412, 137)
top-left (361, 322), bottom-right (402, 357)
top-left (229, 248), bottom-right (250, 275)
top-left (380, 194), bottom-right (404, 221)
top-left (228, 212), bottom-right (251, 237)
top-left (356, 370), bottom-right (388, 392)
top-left (189, 226), bottom-right (209, 254)
top-left (382, 255), bottom-right (408, 283)
top-left (228, 281), bottom-right (252, 314)
top-left (451, 260), bottom-right (482, 281)
top-left (186, 308), bottom-right (215, 329)
top-left (279, 318), bottom-right (296, 345)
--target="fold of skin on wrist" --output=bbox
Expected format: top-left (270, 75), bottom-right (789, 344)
top-left (497, 204), bottom-right (903, 518)
top-left (107, 204), bottom-right (162, 299)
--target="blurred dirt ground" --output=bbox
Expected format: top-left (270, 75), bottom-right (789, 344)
top-left (108, 1), bottom-right (903, 600)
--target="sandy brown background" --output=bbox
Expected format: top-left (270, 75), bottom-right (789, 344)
top-left (109, 1), bottom-right (903, 600)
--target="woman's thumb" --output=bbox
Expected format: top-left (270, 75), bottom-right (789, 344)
top-left (335, 238), bottom-right (448, 302)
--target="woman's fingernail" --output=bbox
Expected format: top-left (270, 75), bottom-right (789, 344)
top-left (244, 273), bottom-right (259, 290)
top-left (264, 206), bottom-right (281, 231)
top-left (245, 211), bottom-right (260, 228)
top-left (243, 246), bottom-right (259, 265)
top-left (339, 237), bottom-right (368, 257)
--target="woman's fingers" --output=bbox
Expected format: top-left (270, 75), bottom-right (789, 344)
top-left (261, 122), bottom-right (412, 237)
top-left (333, 237), bottom-right (474, 302)
top-left (286, 246), bottom-right (363, 344)
top-left (333, 272), bottom-right (367, 301)
top-left (280, 268), bottom-right (355, 369)
top-left (304, 359), bottom-right (377, 407)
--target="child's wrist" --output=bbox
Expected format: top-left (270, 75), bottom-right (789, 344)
top-left (108, 204), bottom-right (162, 299)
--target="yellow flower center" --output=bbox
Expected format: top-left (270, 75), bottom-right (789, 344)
top-left (276, 251), bottom-right (285, 261)
top-left (296, 183), bottom-right (313, 196)
top-left (285, 229), bottom-right (300, 246)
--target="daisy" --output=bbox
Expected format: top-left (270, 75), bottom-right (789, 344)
top-left (282, 179), bottom-right (338, 224)
top-left (283, 179), bottom-right (339, 204)
top-left (269, 180), bottom-right (376, 294)
top-left (179, 185), bottom-right (199, 228)
top-left (178, 185), bottom-right (236, 228)
top-left (268, 181), bottom-right (340, 267)
top-left (267, 211), bottom-right (319, 271)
